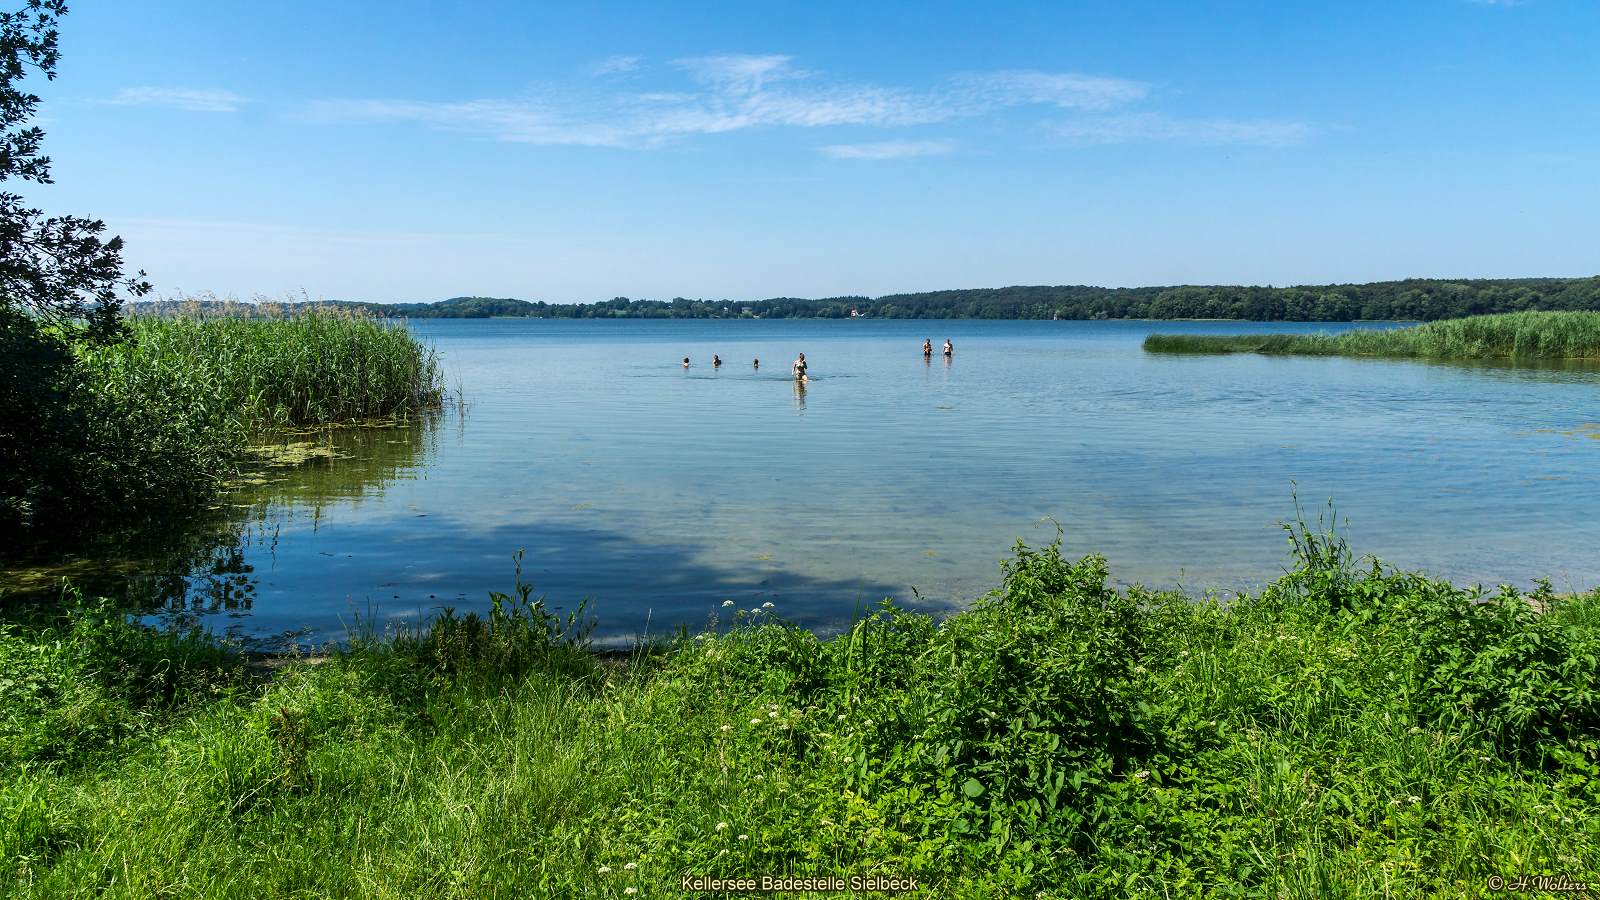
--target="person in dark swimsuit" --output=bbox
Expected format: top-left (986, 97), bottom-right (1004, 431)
top-left (792, 352), bottom-right (808, 382)
top-left (922, 338), bottom-right (933, 357)
top-left (713, 355), bottom-right (722, 368)
top-left (752, 358), bottom-right (760, 369)
top-left (682, 357), bottom-right (690, 367)
top-left (942, 339), bottom-right (953, 357)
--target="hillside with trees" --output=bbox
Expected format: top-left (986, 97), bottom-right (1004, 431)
top-left (134, 276), bottom-right (1600, 322)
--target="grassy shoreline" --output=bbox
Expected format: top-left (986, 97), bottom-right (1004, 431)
top-left (4, 526), bottom-right (1597, 898)
top-left (1143, 311), bottom-right (1600, 359)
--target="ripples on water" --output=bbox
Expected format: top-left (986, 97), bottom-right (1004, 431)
top-left (7, 319), bottom-right (1599, 646)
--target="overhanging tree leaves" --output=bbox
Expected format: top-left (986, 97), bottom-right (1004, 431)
top-left (0, 0), bottom-right (148, 343)
top-left (1, 1), bottom-right (156, 541)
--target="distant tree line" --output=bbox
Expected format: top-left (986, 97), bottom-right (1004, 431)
top-left (134, 277), bottom-right (1600, 322)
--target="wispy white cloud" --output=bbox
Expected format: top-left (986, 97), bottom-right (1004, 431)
top-left (306, 57), bottom-right (1310, 154)
top-left (307, 54), bottom-right (1152, 148)
top-left (821, 139), bottom-right (956, 160)
top-left (590, 55), bottom-right (642, 76)
top-left (305, 97), bottom-right (635, 146)
top-left (1055, 113), bottom-right (1313, 147)
top-left (106, 87), bottom-right (247, 113)
top-left (952, 70), bottom-right (1149, 111)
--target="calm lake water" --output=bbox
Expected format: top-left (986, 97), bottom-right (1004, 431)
top-left (14, 319), bottom-right (1600, 645)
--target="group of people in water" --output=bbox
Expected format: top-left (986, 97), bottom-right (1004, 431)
top-left (680, 338), bottom-right (952, 382)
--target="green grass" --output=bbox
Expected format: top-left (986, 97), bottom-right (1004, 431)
top-left (1143, 311), bottom-right (1600, 359)
top-left (4, 525), bottom-right (1597, 898)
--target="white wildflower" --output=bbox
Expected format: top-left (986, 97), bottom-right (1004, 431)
top-left (1134, 770), bottom-right (1151, 780)
top-left (737, 834), bottom-right (749, 841)
top-left (767, 711), bottom-right (778, 718)
top-left (1408, 795), bottom-right (1422, 804)
top-left (843, 755), bottom-right (854, 763)
top-left (625, 889), bottom-right (638, 896)
top-left (749, 718), bottom-right (762, 725)
top-left (722, 600), bottom-right (734, 607)
top-left (598, 866), bottom-right (612, 874)
top-left (715, 821), bottom-right (729, 831)
top-left (762, 601), bottom-right (775, 609)
top-left (718, 849), bottom-right (728, 857)
top-left (624, 862), bottom-right (638, 871)
top-left (719, 724), bottom-right (733, 732)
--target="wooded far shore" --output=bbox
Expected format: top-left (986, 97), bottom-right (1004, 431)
top-left (134, 275), bottom-right (1600, 322)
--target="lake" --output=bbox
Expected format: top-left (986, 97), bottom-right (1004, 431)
top-left (15, 318), bottom-right (1600, 645)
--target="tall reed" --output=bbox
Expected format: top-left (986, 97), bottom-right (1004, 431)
top-left (1143, 310), bottom-right (1600, 358)
top-left (3, 306), bottom-right (444, 544)
top-left (80, 310), bottom-right (444, 436)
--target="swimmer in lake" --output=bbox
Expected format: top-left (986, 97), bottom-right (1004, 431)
top-left (942, 339), bottom-right (953, 357)
top-left (753, 358), bottom-right (760, 369)
top-left (713, 354), bottom-right (722, 368)
top-left (922, 338), bottom-right (933, 357)
top-left (792, 352), bottom-right (808, 382)
top-left (682, 357), bottom-right (690, 367)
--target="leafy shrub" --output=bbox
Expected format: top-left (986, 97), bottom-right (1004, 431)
top-left (0, 590), bottom-right (242, 770)
top-left (392, 550), bottom-right (597, 685)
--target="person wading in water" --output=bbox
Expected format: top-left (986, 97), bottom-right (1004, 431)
top-left (922, 338), bottom-right (933, 358)
top-left (792, 352), bottom-right (808, 382)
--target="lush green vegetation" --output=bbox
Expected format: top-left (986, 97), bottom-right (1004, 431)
top-left (141, 276), bottom-right (1600, 322)
top-left (1, 310), bottom-right (443, 547)
top-left (83, 313), bottom-right (444, 432)
top-left (1144, 311), bottom-right (1600, 360)
top-left (5, 523), bottom-right (1596, 898)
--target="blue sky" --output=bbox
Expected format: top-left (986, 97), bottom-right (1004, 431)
top-left (24, 0), bottom-right (1600, 303)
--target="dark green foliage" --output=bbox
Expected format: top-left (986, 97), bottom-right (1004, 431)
top-left (0, 306), bottom-right (221, 540)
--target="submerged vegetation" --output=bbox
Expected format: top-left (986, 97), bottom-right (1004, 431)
top-left (4, 524), bottom-right (1596, 898)
top-left (1, 308), bottom-right (443, 547)
top-left (1143, 311), bottom-right (1600, 360)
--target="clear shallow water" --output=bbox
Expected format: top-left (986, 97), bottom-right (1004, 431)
top-left (13, 319), bottom-right (1600, 645)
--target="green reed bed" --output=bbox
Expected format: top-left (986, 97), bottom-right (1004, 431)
top-left (2, 309), bottom-right (443, 543)
top-left (4, 524), bottom-right (1596, 899)
top-left (81, 311), bottom-right (443, 434)
top-left (1143, 310), bottom-right (1600, 359)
